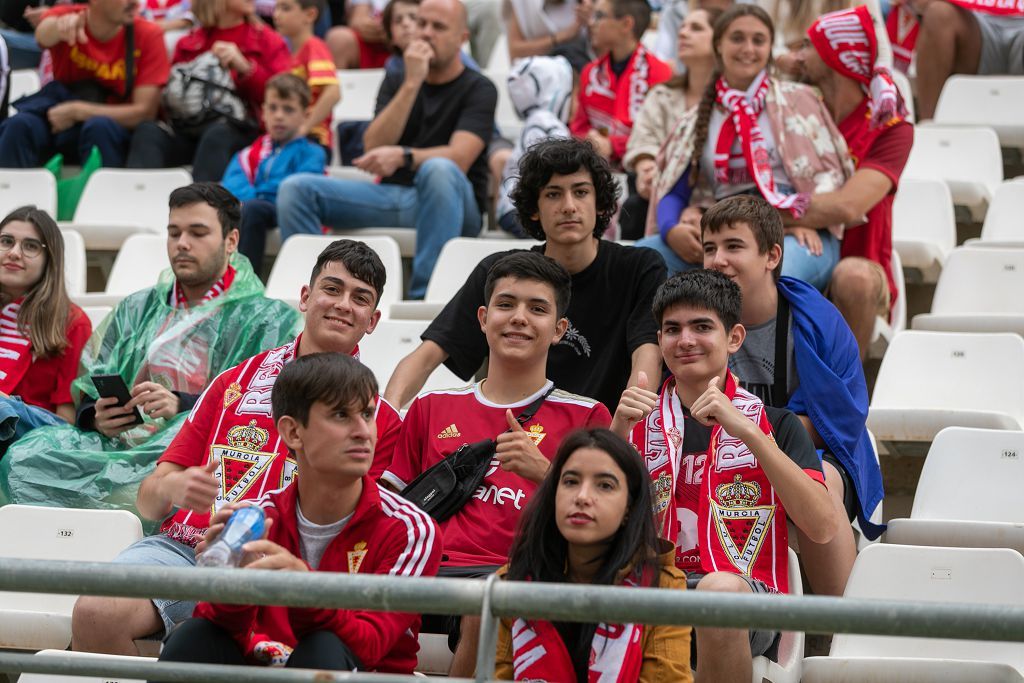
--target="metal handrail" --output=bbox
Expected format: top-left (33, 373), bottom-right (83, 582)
top-left (0, 557), bottom-right (1020, 681)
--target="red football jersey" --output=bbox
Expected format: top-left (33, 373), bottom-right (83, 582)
top-left (291, 37), bottom-right (338, 148)
top-left (157, 338), bottom-right (402, 546)
top-left (383, 381), bottom-right (611, 567)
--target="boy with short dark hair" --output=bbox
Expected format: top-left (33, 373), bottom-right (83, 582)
top-left (570, 0), bottom-right (672, 166)
top-left (383, 250), bottom-right (611, 676)
top-left (611, 268), bottom-right (836, 683)
top-left (222, 73), bottom-right (327, 273)
top-left (702, 194), bottom-right (882, 598)
top-left (273, 0), bottom-right (341, 149)
top-left (159, 353), bottom-right (441, 675)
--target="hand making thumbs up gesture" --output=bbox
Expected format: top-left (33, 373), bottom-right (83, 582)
top-left (610, 371), bottom-right (659, 438)
top-left (690, 376), bottom-right (752, 438)
top-left (495, 409), bottom-right (550, 483)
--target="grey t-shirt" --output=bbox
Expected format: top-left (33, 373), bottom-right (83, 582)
top-left (728, 315), bottom-right (799, 407)
top-left (296, 504), bottom-right (352, 570)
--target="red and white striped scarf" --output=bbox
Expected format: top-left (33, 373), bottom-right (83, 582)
top-left (0, 299), bottom-right (32, 394)
top-left (510, 573), bottom-right (644, 682)
top-left (170, 265), bottom-right (236, 309)
top-left (239, 135), bottom-right (274, 185)
top-left (948, 0), bottom-right (1024, 14)
top-left (635, 373), bottom-right (790, 592)
top-left (714, 72), bottom-right (809, 218)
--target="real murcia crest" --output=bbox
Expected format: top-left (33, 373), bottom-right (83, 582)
top-left (227, 419), bottom-right (270, 451)
top-left (222, 381), bottom-right (242, 409)
top-left (525, 424), bottom-right (546, 447)
top-left (211, 420), bottom-right (275, 507)
top-left (347, 541), bottom-right (368, 574)
top-left (710, 475), bottom-right (774, 576)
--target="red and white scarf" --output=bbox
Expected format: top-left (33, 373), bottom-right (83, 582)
top-left (808, 5), bottom-right (907, 129)
top-left (239, 135), bottom-right (274, 185)
top-left (510, 574), bottom-right (644, 682)
top-left (0, 299), bottom-right (32, 394)
top-left (169, 264), bottom-right (236, 309)
top-left (714, 72), bottom-right (809, 218)
top-left (886, 3), bottom-right (919, 73)
top-left (947, 0), bottom-right (1024, 14)
top-left (635, 373), bottom-right (790, 593)
top-left (582, 46), bottom-right (655, 138)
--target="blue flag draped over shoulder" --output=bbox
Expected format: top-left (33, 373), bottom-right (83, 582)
top-left (778, 276), bottom-right (884, 539)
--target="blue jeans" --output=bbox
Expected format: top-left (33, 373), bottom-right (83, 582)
top-left (635, 234), bottom-right (701, 278)
top-left (0, 111), bottom-right (131, 167)
top-left (0, 396), bottom-right (66, 456)
top-left (780, 229), bottom-right (840, 291)
top-left (277, 158), bottom-right (481, 299)
top-left (0, 29), bottom-right (43, 69)
top-left (238, 198), bottom-right (278, 274)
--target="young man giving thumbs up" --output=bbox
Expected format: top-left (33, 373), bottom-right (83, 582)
top-left (610, 269), bottom-right (836, 683)
top-left (383, 251), bottom-right (610, 675)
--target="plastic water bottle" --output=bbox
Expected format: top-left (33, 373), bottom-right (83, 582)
top-left (197, 506), bottom-right (266, 568)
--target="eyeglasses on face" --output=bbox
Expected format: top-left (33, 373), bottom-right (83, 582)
top-left (0, 233), bottom-right (46, 259)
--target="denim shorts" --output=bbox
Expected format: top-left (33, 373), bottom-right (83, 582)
top-left (687, 572), bottom-right (781, 662)
top-left (112, 534), bottom-right (197, 632)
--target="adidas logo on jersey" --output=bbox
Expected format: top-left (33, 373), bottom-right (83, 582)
top-left (437, 424), bottom-right (462, 439)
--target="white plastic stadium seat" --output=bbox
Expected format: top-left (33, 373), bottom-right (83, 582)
top-left (902, 126), bottom-right (1002, 221)
top-left (60, 229), bottom-right (86, 296)
top-left (8, 69), bottom-right (41, 116)
top-left (264, 234), bottom-right (403, 315)
top-left (891, 178), bottom-right (956, 283)
top-left (360, 320), bottom-right (464, 408)
top-left (912, 247), bottom-right (1024, 335)
top-left (867, 249), bottom-right (906, 359)
top-left (978, 180), bottom-right (1024, 245)
top-left (933, 75), bottom-right (1024, 148)
top-left (885, 427), bottom-right (1024, 553)
top-left (486, 69), bottom-right (523, 140)
top-left (486, 33), bottom-right (510, 72)
top-left (19, 650), bottom-right (147, 683)
top-left (61, 168), bottom-right (192, 250)
top-left (72, 234), bottom-right (170, 308)
top-left (80, 305), bottom-right (112, 329)
top-left (867, 331), bottom-right (1024, 444)
top-left (0, 169), bottom-right (58, 218)
top-left (802, 544), bottom-right (1024, 682)
top-left (749, 547), bottom-right (804, 683)
top-left (389, 237), bottom-right (540, 320)
top-left (333, 69), bottom-right (386, 123)
top-left (0, 505), bottom-right (143, 651)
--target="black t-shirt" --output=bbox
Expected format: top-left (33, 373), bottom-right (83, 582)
top-left (422, 240), bottom-right (666, 411)
top-left (374, 67), bottom-right (497, 214)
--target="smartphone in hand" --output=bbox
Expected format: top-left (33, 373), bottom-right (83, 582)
top-left (91, 375), bottom-right (145, 427)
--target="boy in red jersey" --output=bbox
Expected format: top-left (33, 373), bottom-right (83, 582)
top-left (383, 250), bottom-right (611, 676)
top-left (570, 0), bottom-right (671, 167)
top-left (157, 352), bottom-right (440, 675)
top-left (611, 269), bottom-right (836, 683)
top-left (273, 0), bottom-right (341, 150)
top-left (72, 239), bottom-right (402, 655)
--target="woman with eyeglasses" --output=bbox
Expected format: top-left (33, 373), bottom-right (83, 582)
top-left (0, 205), bottom-right (91, 453)
top-left (494, 428), bottom-right (693, 681)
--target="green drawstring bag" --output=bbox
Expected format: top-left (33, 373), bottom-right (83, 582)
top-left (43, 146), bottom-right (102, 220)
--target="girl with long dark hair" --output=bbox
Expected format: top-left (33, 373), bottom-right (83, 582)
top-left (0, 205), bottom-right (91, 450)
top-left (495, 428), bottom-right (693, 682)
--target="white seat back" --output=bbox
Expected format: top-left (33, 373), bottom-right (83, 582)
top-left (73, 169), bottom-right (193, 231)
top-left (105, 234), bottom-right (170, 295)
top-left (868, 331), bottom-right (1024, 440)
top-left (359, 320), bottom-right (464, 405)
top-left (830, 544), bottom-right (1024, 671)
top-left (60, 228), bottom-right (86, 296)
top-left (485, 69), bottom-right (522, 140)
top-left (980, 180), bottom-right (1024, 243)
top-left (333, 69), bottom-right (386, 122)
top-left (0, 505), bottom-right (142, 650)
top-left (21, 651), bottom-right (145, 683)
top-left (902, 126), bottom-right (1002, 216)
top-left (80, 305), bottom-right (112, 329)
top-left (929, 247), bottom-right (1024, 316)
top-left (911, 427), bottom-right (1024, 523)
top-left (8, 69), bottom-right (40, 116)
top-left (424, 237), bottom-right (541, 303)
top-left (934, 75), bottom-right (1024, 147)
top-left (485, 33), bottom-right (510, 72)
top-left (891, 178), bottom-right (956, 279)
top-left (0, 169), bottom-right (58, 218)
top-left (265, 234), bottom-right (403, 314)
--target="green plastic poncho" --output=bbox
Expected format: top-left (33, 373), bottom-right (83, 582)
top-left (0, 254), bottom-right (302, 522)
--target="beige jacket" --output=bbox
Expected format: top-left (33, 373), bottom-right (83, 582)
top-left (623, 83), bottom-right (691, 173)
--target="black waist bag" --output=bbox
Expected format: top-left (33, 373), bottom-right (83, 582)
top-left (401, 385), bottom-right (554, 522)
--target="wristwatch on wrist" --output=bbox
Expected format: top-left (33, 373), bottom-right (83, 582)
top-left (402, 146), bottom-right (414, 171)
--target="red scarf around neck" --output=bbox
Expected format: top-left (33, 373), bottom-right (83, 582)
top-left (714, 72), bottom-right (809, 218)
top-left (170, 264), bottom-right (236, 309)
top-left (0, 299), bottom-right (32, 393)
top-left (240, 135), bottom-right (274, 185)
top-left (510, 572), bottom-right (645, 682)
top-left (640, 373), bottom-right (790, 592)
